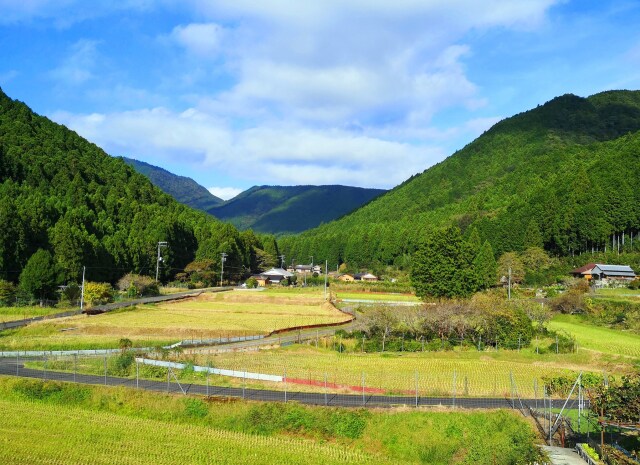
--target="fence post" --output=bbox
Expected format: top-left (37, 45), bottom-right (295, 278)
top-left (104, 356), bottom-right (107, 385)
top-left (136, 360), bottom-right (139, 389)
top-left (74, 354), bottom-right (77, 383)
top-left (206, 370), bottom-right (209, 396)
top-left (324, 372), bottom-right (328, 406)
top-left (16, 353), bottom-right (19, 376)
top-left (167, 368), bottom-right (170, 393)
top-left (284, 368), bottom-right (287, 403)
top-left (415, 371), bottom-right (419, 408)
top-left (243, 368), bottom-right (246, 399)
top-left (43, 354), bottom-right (47, 381)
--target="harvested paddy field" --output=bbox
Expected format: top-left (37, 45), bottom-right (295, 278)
top-left (0, 291), bottom-right (351, 351)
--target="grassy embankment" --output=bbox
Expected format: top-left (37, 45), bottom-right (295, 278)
top-left (548, 313), bottom-right (640, 358)
top-left (0, 291), bottom-right (350, 351)
top-left (0, 376), bottom-right (543, 465)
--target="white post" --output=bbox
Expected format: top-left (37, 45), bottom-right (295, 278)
top-left (508, 267), bottom-right (511, 300)
top-left (80, 266), bottom-right (86, 311)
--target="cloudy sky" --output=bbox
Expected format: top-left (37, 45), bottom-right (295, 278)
top-left (1, 1), bottom-right (639, 199)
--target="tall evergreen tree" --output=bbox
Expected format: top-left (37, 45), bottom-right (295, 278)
top-left (474, 240), bottom-right (497, 290)
top-left (411, 226), bottom-right (479, 299)
top-left (19, 249), bottom-right (59, 300)
top-left (523, 220), bottom-right (543, 249)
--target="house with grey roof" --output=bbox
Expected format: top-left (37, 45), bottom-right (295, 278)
top-left (589, 264), bottom-right (636, 284)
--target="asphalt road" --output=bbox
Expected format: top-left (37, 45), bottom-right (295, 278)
top-left (0, 357), bottom-right (581, 410)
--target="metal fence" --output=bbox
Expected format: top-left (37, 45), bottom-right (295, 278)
top-left (0, 353), bottom-right (588, 411)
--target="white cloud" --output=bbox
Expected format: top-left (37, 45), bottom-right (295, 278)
top-left (208, 186), bottom-right (243, 200)
top-left (49, 40), bottom-right (100, 85)
top-left (52, 107), bottom-right (445, 189)
top-left (170, 22), bottom-right (225, 57)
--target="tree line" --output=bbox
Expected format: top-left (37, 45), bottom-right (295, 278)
top-left (0, 88), bottom-right (279, 302)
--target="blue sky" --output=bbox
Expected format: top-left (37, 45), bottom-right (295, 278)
top-left (1, 1), bottom-right (639, 199)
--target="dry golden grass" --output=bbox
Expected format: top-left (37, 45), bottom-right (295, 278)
top-left (0, 291), bottom-right (350, 350)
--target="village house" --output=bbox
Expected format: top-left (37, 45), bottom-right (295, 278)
top-left (571, 263), bottom-right (636, 285)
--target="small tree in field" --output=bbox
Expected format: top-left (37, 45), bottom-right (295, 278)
top-left (19, 249), bottom-right (59, 301)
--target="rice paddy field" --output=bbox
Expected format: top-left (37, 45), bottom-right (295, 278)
top-left (0, 290), bottom-right (351, 351)
top-left (184, 344), bottom-right (610, 398)
top-left (547, 313), bottom-right (640, 358)
top-left (0, 376), bottom-right (542, 465)
top-left (0, 306), bottom-right (66, 323)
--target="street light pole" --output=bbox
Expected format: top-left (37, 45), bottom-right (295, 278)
top-left (156, 241), bottom-right (168, 282)
top-left (220, 252), bottom-right (227, 287)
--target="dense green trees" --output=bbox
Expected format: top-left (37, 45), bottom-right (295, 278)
top-left (279, 91), bottom-right (640, 271)
top-left (411, 226), bottom-right (479, 298)
top-left (0, 88), bottom-right (260, 296)
top-left (410, 227), bottom-right (498, 299)
top-left (18, 249), bottom-right (58, 300)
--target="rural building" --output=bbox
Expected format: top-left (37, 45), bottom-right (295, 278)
top-left (354, 273), bottom-right (378, 282)
top-left (261, 268), bottom-right (293, 285)
top-left (250, 275), bottom-right (270, 287)
top-left (570, 263), bottom-right (597, 279)
top-left (589, 264), bottom-right (636, 283)
top-left (337, 273), bottom-right (355, 282)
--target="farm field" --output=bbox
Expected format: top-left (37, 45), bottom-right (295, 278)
top-left (0, 306), bottom-right (67, 323)
top-left (0, 376), bottom-right (542, 465)
top-left (548, 314), bottom-right (640, 358)
top-left (336, 292), bottom-right (420, 302)
top-left (186, 344), bottom-right (612, 398)
top-left (0, 291), bottom-right (351, 351)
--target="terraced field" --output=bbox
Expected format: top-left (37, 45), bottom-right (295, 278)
top-left (0, 291), bottom-right (350, 351)
top-left (548, 314), bottom-right (640, 358)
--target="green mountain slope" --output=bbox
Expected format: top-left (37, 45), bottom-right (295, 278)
top-left (0, 88), bottom-right (256, 286)
top-left (122, 157), bottom-right (223, 212)
top-left (208, 185), bottom-right (386, 235)
top-left (279, 91), bottom-right (640, 268)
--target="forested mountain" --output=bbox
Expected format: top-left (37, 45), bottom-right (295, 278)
top-left (0, 88), bottom-right (268, 289)
top-left (122, 157), bottom-right (223, 212)
top-left (279, 91), bottom-right (640, 269)
top-left (208, 185), bottom-right (386, 235)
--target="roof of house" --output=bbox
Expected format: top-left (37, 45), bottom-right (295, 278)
top-left (262, 268), bottom-right (293, 278)
top-left (571, 263), bottom-right (596, 275)
top-left (591, 264), bottom-right (636, 277)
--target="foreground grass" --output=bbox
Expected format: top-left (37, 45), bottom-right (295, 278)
top-left (0, 291), bottom-right (350, 351)
top-left (0, 376), bottom-right (542, 465)
top-left (548, 314), bottom-right (640, 358)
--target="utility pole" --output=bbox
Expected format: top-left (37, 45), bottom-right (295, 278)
top-left (508, 267), bottom-right (512, 300)
top-left (156, 241), bottom-right (168, 282)
top-left (220, 252), bottom-right (227, 287)
top-left (279, 254), bottom-right (285, 269)
top-left (324, 260), bottom-right (328, 300)
top-left (80, 266), bottom-right (86, 311)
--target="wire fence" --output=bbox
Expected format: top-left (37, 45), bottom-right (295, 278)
top-left (0, 353), bottom-right (589, 411)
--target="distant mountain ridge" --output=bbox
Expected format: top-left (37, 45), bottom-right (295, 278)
top-left (122, 157), bottom-right (223, 212)
top-left (208, 185), bottom-right (386, 235)
top-left (122, 157), bottom-right (386, 235)
top-left (278, 90), bottom-right (640, 268)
